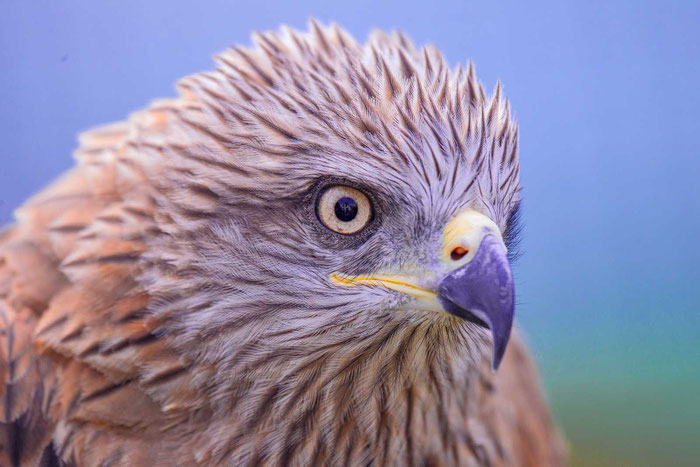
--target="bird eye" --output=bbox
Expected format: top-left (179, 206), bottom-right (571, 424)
top-left (317, 185), bottom-right (373, 235)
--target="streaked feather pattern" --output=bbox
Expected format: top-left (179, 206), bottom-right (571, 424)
top-left (0, 20), bottom-right (565, 466)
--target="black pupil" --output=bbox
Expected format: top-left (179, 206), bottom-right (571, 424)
top-left (334, 197), bottom-right (358, 222)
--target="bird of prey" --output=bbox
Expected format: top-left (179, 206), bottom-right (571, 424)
top-left (0, 20), bottom-right (565, 466)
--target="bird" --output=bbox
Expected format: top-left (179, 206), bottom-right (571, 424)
top-left (0, 20), bottom-right (566, 466)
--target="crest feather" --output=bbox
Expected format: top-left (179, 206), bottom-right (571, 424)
top-left (146, 19), bottom-right (520, 228)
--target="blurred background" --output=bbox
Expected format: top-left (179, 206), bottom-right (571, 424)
top-left (1, 1), bottom-right (698, 465)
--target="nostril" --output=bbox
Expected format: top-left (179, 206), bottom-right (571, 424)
top-left (450, 246), bottom-right (469, 261)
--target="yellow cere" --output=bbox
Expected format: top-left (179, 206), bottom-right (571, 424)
top-left (441, 209), bottom-right (506, 267)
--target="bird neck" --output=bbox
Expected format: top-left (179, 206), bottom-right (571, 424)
top-left (189, 318), bottom-right (490, 464)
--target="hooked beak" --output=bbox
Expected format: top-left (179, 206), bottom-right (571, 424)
top-left (331, 209), bottom-right (515, 370)
top-left (436, 234), bottom-right (514, 370)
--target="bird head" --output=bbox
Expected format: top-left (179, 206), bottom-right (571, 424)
top-left (141, 21), bottom-right (522, 390)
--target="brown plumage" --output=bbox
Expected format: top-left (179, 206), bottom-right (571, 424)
top-left (0, 20), bottom-right (565, 466)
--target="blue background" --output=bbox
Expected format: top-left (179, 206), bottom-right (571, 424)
top-left (1, 1), bottom-right (698, 465)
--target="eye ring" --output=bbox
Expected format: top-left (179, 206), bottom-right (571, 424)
top-left (316, 185), bottom-right (373, 235)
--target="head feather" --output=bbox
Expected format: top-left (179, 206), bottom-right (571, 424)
top-left (153, 20), bottom-right (520, 229)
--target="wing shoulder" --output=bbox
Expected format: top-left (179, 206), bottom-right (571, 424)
top-left (0, 118), bottom-right (201, 465)
top-left (476, 331), bottom-right (568, 467)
